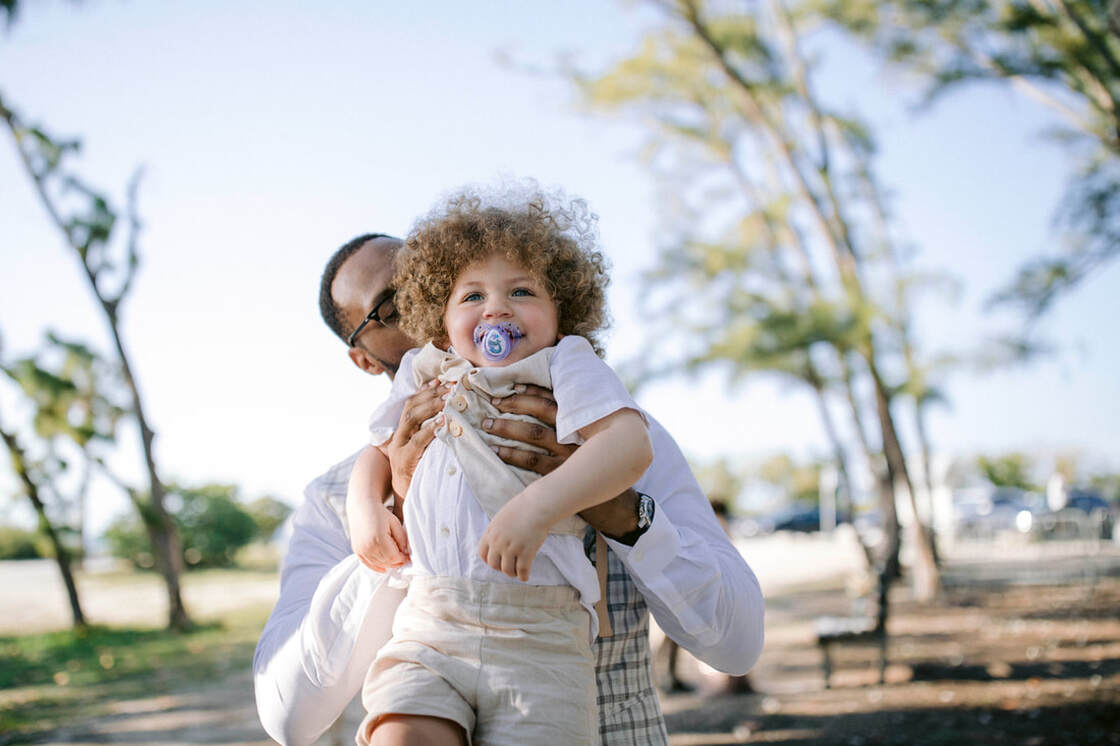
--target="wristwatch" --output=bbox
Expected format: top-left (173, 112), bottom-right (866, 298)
top-left (612, 492), bottom-right (655, 546)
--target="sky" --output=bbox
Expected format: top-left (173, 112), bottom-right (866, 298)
top-left (1, 1), bottom-right (1117, 535)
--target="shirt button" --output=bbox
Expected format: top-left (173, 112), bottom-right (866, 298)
top-left (452, 395), bottom-right (469, 412)
top-left (440, 526), bottom-right (450, 537)
top-left (447, 466), bottom-right (457, 476)
top-left (449, 421), bottom-right (463, 437)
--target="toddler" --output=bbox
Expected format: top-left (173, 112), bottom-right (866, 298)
top-left (349, 186), bottom-right (652, 746)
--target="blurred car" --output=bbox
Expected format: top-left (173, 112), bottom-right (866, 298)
top-left (1066, 489), bottom-right (1113, 516)
top-left (731, 515), bottom-right (775, 538)
top-left (952, 487), bottom-right (1043, 539)
top-left (770, 505), bottom-right (821, 533)
top-left (732, 503), bottom-right (822, 536)
top-left (1034, 489), bottom-right (1115, 540)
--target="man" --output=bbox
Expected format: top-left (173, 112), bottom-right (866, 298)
top-left (253, 234), bottom-right (765, 745)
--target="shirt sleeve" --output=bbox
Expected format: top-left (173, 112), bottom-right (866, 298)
top-left (603, 414), bottom-right (766, 675)
top-left (367, 348), bottom-right (421, 446)
top-left (252, 452), bottom-right (403, 746)
top-left (550, 335), bottom-right (646, 445)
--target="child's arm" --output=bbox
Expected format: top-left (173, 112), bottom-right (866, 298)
top-left (346, 444), bottom-right (409, 572)
top-left (478, 407), bottom-right (652, 581)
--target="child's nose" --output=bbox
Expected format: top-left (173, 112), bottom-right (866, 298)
top-left (483, 296), bottom-right (512, 318)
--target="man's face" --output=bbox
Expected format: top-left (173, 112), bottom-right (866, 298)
top-left (332, 237), bottom-right (414, 378)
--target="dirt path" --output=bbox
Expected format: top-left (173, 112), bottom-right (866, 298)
top-left (33, 572), bottom-right (1120, 745)
top-left (9, 541), bottom-right (1120, 745)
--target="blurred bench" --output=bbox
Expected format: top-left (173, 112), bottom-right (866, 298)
top-left (815, 566), bottom-right (889, 689)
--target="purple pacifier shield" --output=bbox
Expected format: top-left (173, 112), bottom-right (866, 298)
top-left (473, 323), bottom-right (517, 362)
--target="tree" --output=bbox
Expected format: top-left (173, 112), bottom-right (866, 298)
top-left (822, 0), bottom-right (1120, 319)
top-left (0, 413), bottom-right (86, 627)
top-left (3, 333), bottom-right (126, 551)
top-left (0, 331), bottom-right (125, 628)
top-left (0, 97), bottom-right (193, 630)
top-left (574, 0), bottom-right (942, 598)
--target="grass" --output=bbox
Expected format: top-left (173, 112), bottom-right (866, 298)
top-left (0, 597), bottom-right (272, 740)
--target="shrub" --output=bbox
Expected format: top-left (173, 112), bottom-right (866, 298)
top-left (244, 496), bottom-right (293, 541)
top-left (0, 525), bottom-right (47, 560)
top-left (103, 483), bottom-right (257, 569)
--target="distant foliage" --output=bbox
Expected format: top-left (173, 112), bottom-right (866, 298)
top-left (976, 452), bottom-right (1039, 492)
top-left (104, 484), bottom-right (257, 569)
top-left (104, 517), bottom-right (154, 569)
top-left (757, 453), bottom-right (824, 507)
top-left (1088, 473), bottom-right (1120, 506)
top-left (244, 496), bottom-right (293, 541)
top-left (0, 525), bottom-right (48, 560)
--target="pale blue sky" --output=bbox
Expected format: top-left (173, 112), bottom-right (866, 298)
top-left (1, 1), bottom-right (1116, 532)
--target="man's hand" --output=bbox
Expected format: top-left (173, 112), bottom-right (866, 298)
top-left (487, 384), bottom-right (642, 538)
top-left (478, 492), bottom-right (551, 581)
top-left (386, 380), bottom-right (449, 500)
top-left (485, 384), bottom-right (576, 475)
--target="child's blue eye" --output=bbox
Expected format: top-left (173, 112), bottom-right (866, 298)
top-left (512, 288), bottom-right (533, 297)
top-left (465, 292), bottom-right (483, 302)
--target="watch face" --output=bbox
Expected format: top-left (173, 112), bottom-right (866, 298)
top-left (637, 493), bottom-right (654, 529)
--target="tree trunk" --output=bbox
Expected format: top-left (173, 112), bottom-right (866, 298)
top-left (836, 354), bottom-right (898, 573)
top-left (0, 419), bottom-right (86, 628)
top-left (102, 312), bottom-right (191, 631)
top-left (865, 355), bottom-right (941, 600)
top-left (912, 398), bottom-right (941, 566)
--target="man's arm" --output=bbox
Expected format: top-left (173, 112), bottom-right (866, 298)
top-left (612, 414), bottom-right (764, 674)
top-left (253, 374), bottom-right (446, 745)
top-left (487, 391), bottom-right (765, 675)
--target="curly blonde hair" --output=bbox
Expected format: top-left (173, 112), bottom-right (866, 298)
top-left (394, 184), bottom-right (611, 356)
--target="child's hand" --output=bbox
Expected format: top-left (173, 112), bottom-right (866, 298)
top-left (349, 502), bottom-right (409, 573)
top-left (478, 495), bottom-right (551, 581)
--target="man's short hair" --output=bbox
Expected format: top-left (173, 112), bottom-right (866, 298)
top-left (318, 233), bottom-right (395, 344)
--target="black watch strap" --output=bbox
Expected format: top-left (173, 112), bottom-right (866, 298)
top-left (611, 492), bottom-right (655, 547)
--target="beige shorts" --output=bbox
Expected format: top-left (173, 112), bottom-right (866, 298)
top-left (358, 575), bottom-right (598, 746)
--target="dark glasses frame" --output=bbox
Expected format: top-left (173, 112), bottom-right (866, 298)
top-left (347, 291), bottom-right (397, 347)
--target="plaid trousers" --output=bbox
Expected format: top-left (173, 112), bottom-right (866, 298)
top-left (588, 531), bottom-right (670, 745)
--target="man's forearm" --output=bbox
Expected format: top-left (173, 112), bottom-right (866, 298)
top-left (603, 494), bottom-right (765, 675)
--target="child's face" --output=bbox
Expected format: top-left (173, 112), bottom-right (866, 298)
top-left (444, 253), bottom-right (559, 367)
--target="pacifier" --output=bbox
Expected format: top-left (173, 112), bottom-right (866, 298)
top-left (473, 322), bottom-right (521, 362)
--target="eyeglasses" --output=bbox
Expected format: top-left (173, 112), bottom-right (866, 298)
top-left (347, 291), bottom-right (398, 347)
